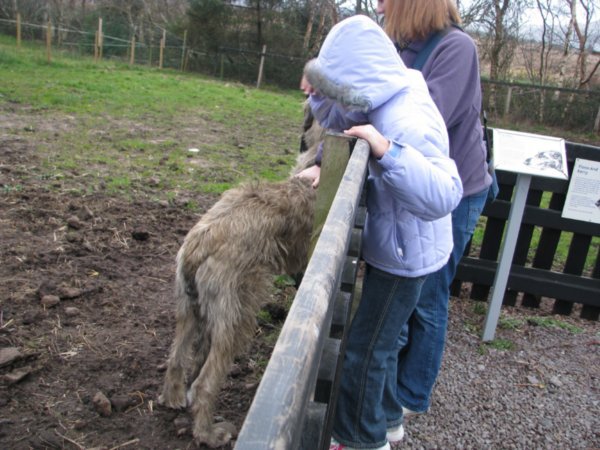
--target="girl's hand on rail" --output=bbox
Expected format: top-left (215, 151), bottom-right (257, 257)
top-left (343, 125), bottom-right (391, 159)
top-left (294, 164), bottom-right (321, 189)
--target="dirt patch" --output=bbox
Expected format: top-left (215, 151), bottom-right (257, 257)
top-left (0, 107), bottom-right (294, 449)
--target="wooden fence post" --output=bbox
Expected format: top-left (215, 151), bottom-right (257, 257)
top-left (159, 28), bottom-right (166, 69)
top-left (180, 29), bottom-right (187, 71)
top-left (94, 31), bottom-right (98, 60)
top-left (309, 133), bottom-right (356, 256)
top-left (220, 52), bottom-right (224, 79)
top-left (97, 17), bottom-right (103, 61)
top-left (504, 86), bottom-right (513, 118)
top-left (130, 36), bottom-right (136, 65)
top-left (256, 44), bottom-right (267, 88)
top-left (46, 20), bottom-right (52, 63)
top-left (235, 136), bottom-right (369, 450)
top-left (16, 12), bottom-right (21, 48)
top-left (148, 37), bottom-right (153, 66)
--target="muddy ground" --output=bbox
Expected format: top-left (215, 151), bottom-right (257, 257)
top-left (0, 105), bottom-right (297, 450)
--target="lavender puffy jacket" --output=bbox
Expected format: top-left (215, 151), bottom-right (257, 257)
top-left (305, 15), bottom-right (463, 277)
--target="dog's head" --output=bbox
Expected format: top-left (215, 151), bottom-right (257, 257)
top-left (291, 101), bottom-right (325, 176)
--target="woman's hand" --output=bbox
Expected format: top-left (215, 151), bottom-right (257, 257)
top-left (300, 75), bottom-right (317, 95)
top-left (344, 125), bottom-right (391, 159)
top-left (294, 164), bottom-right (321, 189)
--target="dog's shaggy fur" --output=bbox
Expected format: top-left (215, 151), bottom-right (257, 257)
top-left (159, 105), bottom-right (324, 447)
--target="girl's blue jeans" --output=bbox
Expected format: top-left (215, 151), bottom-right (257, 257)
top-left (392, 187), bottom-right (489, 413)
top-left (332, 264), bottom-right (426, 448)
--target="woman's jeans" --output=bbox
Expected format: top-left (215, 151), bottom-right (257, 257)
top-left (393, 188), bottom-right (489, 413)
top-left (332, 264), bottom-right (426, 448)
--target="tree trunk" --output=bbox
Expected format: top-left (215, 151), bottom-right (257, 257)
top-left (303, 0), bottom-right (315, 53)
top-left (256, 0), bottom-right (262, 47)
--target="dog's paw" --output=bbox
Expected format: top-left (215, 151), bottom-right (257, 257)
top-left (194, 422), bottom-right (237, 448)
top-left (158, 388), bottom-right (187, 409)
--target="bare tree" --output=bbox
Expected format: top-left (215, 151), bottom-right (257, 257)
top-left (474, 0), bottom-right (528, 115)
top-left (566, 0), bottom-right (599, 88)
top-left (482, 0), bottom-right (527, 80)
top-left (0, 0), bottom-right (18, 19)
top-left (521, 0), bottom-right (559, 84)
top-left (303, 0), bottom-right (341, 56)
top-left (458, 0), bottom-right (490, 27)
top-left (0, 0), bottom-right (47, 21)
top-left (520, 0), bottom-right (560, 121)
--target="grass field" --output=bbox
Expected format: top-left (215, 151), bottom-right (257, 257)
top-left (0, 34), bottom-right (307, 200)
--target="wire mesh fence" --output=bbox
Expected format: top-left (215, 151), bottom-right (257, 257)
top-left (0, 15), bottom-right (187, 69)
top-left (482, 79), bottom-right (600, 134)
top-left (1, 15), bottom-right (599, 133)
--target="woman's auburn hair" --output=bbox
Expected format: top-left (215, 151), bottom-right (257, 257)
top-left (384, 0), bottom-right (462, 42)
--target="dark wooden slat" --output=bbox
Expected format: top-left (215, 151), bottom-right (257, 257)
top-left (299, 403), bottom-right (327, 450)
top-left (522, 192), bottom-right (565, 308)
top-left (469, 181), bottom-right (511, 301)
top-left (581, 246), bottom-right (600, 320)
top-left (314, 338), bottom-right (341, 403)
top-left (348, 228), bottom-right (363, 257)
top-left (330, 291), bottom-right (352, 338)
top-left (504, 190), bottom-right (543, 306)
top-left (456, 257), bottom-right (600, 307)
top-left (566, 141), bottom-right (600, 160)
top-left (553, 234), bottom-right (592, 315)
top-left (485, 200), bottom-right (598, 236)
top-left (341, 256), bottom-right (358, 293)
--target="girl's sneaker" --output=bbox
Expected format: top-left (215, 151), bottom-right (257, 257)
top-left (329, 437), bottom-right (391, 450)
top-left (386, 424), bottom-right (405, 449)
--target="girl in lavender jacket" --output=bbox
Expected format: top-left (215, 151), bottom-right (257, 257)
top-left (297, 15), bottom-right (462, 450)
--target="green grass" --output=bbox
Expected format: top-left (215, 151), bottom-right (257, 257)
top-left (496, 314), bottom-right (583, 334)
top-left (472, 302), bottom-right (488, 316)
top-left (483, 338), bottom-right (515, 351)
top-left (527, 316), bottom-right (583, 334)
top-left (0, 34), bottom-right (306, 200)
top-left (498, 316), bottom-right (524, 330)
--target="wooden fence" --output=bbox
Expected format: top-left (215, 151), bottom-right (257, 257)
top-left (453, 137), bottom-right (600, 320)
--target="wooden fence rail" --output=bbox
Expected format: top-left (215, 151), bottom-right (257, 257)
top-left (235, 135), bottom-right (368, 450)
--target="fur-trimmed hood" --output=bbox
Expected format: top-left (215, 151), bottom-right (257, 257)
top-left (303, 15), bottom-right (463, 278)
top-left (303, 15), bottom-right (415, 114)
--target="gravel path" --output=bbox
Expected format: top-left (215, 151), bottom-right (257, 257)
top-left (399, 296), bottom-right (599, 449)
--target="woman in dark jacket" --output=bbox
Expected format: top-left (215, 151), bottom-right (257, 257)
top-left (377, 0), bottom-right (495, 445)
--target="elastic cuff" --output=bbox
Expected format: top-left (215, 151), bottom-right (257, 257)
top-left (387, 141), bottom-right (400, 158)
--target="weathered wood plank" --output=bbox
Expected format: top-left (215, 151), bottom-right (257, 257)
top-left (235, 138), bottom-right (369, 450)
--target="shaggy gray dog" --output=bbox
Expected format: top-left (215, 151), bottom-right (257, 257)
top-left (159, 107), bottom-right (324, 447)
